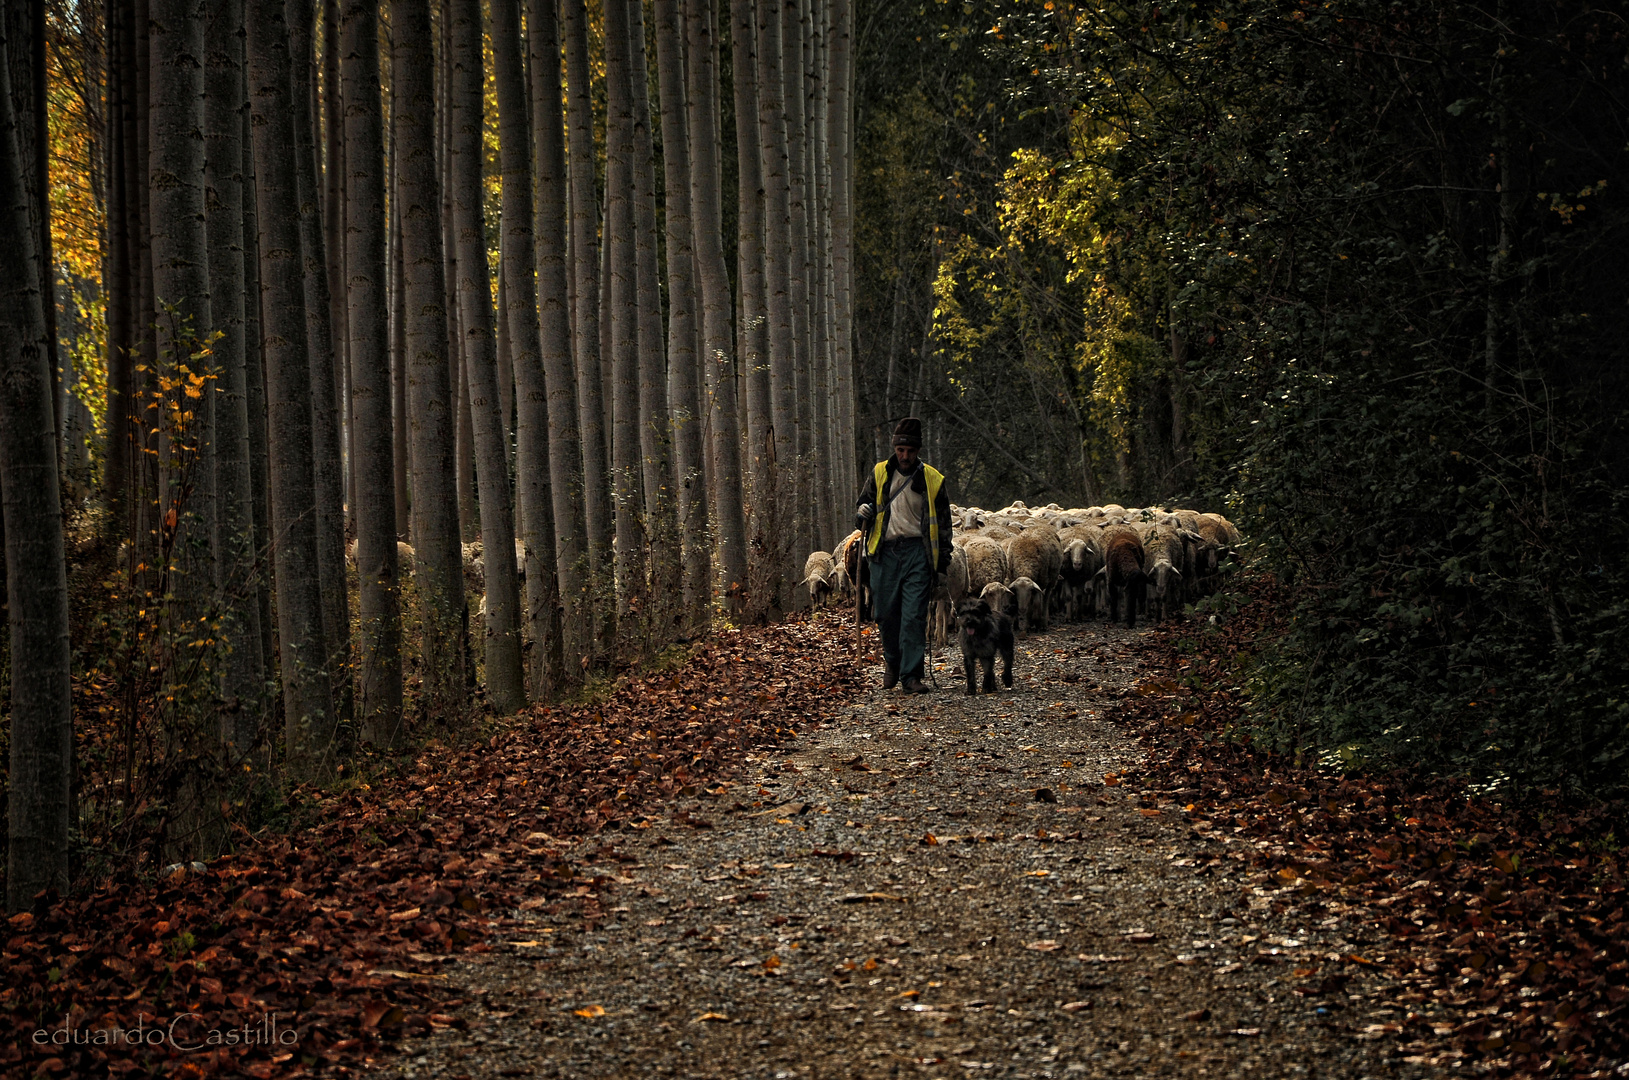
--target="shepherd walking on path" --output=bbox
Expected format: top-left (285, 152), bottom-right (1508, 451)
top-left (855, 418), bottom-right (955, 694)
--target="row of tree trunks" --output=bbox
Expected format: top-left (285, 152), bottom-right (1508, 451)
top-left (9, 0), bottom-right (862, 910)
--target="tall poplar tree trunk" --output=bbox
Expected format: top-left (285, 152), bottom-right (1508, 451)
top-left (393, 0), bottom-right (466, 716)
top-left (598, 201), bottom-right (615, 472)
top-left (134, 0), bottom-right (159, 546)
top-left (495, 267), bottom-right (515, 470)
top-left (627, 0), bottom-right (680, 646)
top-left (520, 0), bottom-right (586, 689)
top-left (732, 0), bottom-right (774, 622)
top-left (341, 0), bottom-right (404, 741)
top-left (322, 0), bottom-right (352, 534)
top-left (686, 0), bottom-right (747, 604)
top-left (603, 0), bottom-right (648, 652)
top-left (826, 0), bottom-right (855, 494)
top-left (807, 0), bottom-right (836, 548)
top-left (780, 0), bottom-right (814, 562)
top-left (203, 0), bottom-right (265, 748)
top-left (241, 84), bottom-right (275, 678)
top-left (289, 0), bottom-right (352, 724)
top-left (5, 0), bottom-right (57, 461)
top-left (655, 0), bottom-right (709, 631)
top-left (560, 0), bottom-right (612, 660)
top-left (755, 0), bottom-right (797, 613)
top-left (494, 0), bottom-right (562, 696)
top-left (391, 166), bottom-right (411, 541)
top-left (449, 0), bottom-right (524, 713)
top-left (2, 14), bottom-right (71, 912)
top-left (103, 0), bottom-right (134, 536)
top-left (246, 0), bottom-right (335, 776)
top-left (150, 0), bottom-right (215, 604)
top-left (439, 7), bottom-right (477, 548)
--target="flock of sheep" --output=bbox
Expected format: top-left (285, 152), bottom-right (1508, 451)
top-left (802, 501), bottom-right (1241, 636)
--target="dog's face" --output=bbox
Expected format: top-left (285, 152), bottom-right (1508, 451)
top-left (955, 598), bottom-right (992, 637)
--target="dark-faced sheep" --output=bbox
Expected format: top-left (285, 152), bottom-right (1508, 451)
top-left (1057, 524), bottom-right (1105, 617)
top-left (1095, 524), bottom-right (1148, 629)
top-left (958, 535), bottom-right (1009, 596)
top-left (1009, 575), bottom-right (1047, 633)
top-left (1057, 539), bottom-right (1093, 620)
top-left (1138, 524), bottom-right (1184, 622)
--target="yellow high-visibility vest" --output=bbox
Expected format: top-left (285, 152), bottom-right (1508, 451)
top-left (865, 460), bottom-right (943, 557)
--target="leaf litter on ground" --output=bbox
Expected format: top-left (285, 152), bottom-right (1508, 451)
top-left (0, 619), bottom-right (863, 1078)
top-left (1114, 575), bottom-right (1629, 1077)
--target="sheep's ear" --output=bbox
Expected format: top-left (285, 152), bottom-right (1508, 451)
top-left (1171, 568), bottom-right (1182, 582)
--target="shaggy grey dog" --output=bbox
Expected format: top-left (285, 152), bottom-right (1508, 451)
top-left (955, 598), bottom-right (1015, 695)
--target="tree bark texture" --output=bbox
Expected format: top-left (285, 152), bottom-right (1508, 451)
top-left (654, 0), bottom-right (709, 632)
top-left (626, 0), bottom-right (680, 647)
top-left (288, 0), bottom-right (352, 723)
top-left (755, 0), bottom-right (796, 614)
top-left (602, 0), bottom-right (648, 651)
top-left (560, 0), bottom-right (612, 661)
top-left (391, 163), bottom-right (411, 541)
top-left (780, 0), bottom-right (813, 561)
top-left (392, 0), bottom-right (466, 716)
top-left (340, 0), bottom-right (404, 741)
top-left (246, 0), bottom-right (335, 775)
top-left (495, 0), bottom-right (564, 697)
top-left (322, 0), bottom-right (351, 534)
top-left (103, 0), bottom-right (134, 535)
top-left (685, 0), bottom-right (747, 603)
top-left (149, 0), bottom-right (215, 602)
top-left (448, 0), bottom-right (524, 713)
top-left (522, 0), bottom-right (586, 688)
top-left (134, 0), bottom-right (160, 545)
top-left (826, 0), bottom-right (854, 496)
top-left (203, 0), bottom-right (265, 749)
top-left (731, 0), bottom-right (774, 622)
top-left (240, 80), bottom-right (275, 677)
top-left (808, 0), bottom-right (837, 549)
top-left (1, 14), bottom-right (71, 912)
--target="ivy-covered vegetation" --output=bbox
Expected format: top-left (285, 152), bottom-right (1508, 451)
top-left (853, 0), bottom-right (1629, 795)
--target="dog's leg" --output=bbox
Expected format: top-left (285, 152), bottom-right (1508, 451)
top-left (963, 651), bottom-right (977, 695)
top-left (981, 654), bottom-right (996, 693)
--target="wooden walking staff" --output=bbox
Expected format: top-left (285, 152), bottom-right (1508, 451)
top-left (855, 544), bottom-right (865, 659)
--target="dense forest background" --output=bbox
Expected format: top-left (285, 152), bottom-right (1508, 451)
top-left (849, 0), bottom-right (1629, 797)
top-left (2, 0), bottom-right (1627, 910)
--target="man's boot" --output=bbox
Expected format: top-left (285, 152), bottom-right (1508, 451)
top-left (901, 674), bottom-right (930, 694)
top-left (882, 662), bottom-right (899, 690)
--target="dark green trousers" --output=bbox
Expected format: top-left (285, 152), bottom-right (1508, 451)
top-left (872, 539), bottom-right (931, 682)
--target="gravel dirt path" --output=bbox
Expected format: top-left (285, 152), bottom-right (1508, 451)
top-left (381, 622), bottom-right (1437, 1080)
